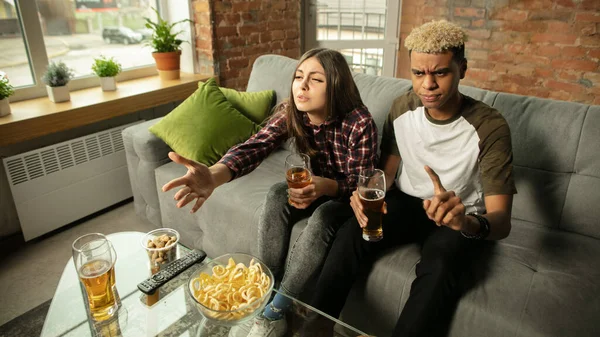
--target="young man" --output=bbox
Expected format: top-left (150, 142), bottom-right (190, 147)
top-left (307, 20), bottom-right (517, 337)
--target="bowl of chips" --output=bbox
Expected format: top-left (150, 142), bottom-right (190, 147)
top-left (187, 253), bottom-right (274, 326)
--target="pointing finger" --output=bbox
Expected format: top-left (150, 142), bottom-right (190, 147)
top-left (424, 165), bottom-right (446, 194)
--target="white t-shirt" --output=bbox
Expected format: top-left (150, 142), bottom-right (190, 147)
top-left (381, 92), bottom-right (517, 213)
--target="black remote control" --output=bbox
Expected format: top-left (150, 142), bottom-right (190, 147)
top-left (137, 249), bottom-right (207, 295)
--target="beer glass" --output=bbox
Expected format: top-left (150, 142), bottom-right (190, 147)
top-left (285, 153), bottom-right (312, 206)
top-left (358, 169), bottom-right (386, 242)
top-left (73, 233), bottom-right (118, 322)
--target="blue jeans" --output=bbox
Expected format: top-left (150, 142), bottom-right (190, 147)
top-left (257, 181), bottom-right (354, 297)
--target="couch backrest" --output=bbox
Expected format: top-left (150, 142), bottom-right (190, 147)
top-left (247, 54), bottom-right (600, 239)
top-left (495, 94), bottom-right (600, 239)
top-left (247, 54), bottom-right (298, 105)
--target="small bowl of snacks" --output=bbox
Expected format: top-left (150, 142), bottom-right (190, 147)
top-left (141, 228), bottom-right (180, 274)
top-left (187, 253), bottom-right (274, 326)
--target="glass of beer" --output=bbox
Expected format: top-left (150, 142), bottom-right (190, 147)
top-left (358, 169), bottom-right (386, 242)
top-left (285, 153), bottom-right (312, 206)
top-left (72, 233), bottom-right (118, 322)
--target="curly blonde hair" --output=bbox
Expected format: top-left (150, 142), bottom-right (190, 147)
top-left (404, 20), bottom-right (467, 56)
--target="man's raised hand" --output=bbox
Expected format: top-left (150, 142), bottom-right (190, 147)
top-left (162, 152), bottom-right (217, 213)
top-left (422, 165), bottom-right (466, 231)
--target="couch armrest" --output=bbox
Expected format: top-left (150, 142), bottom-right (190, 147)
top-left (122, 118), bottom-right (171, 227)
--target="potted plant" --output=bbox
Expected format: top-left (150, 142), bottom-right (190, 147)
top-left (0, 71), bottom-right (14, 117)
top-left (92, 56), bottom-right (122, 91)
top-left (42, 61), bottom-right (74, 103)
top-left (144, 8), bottom-right (191, 80)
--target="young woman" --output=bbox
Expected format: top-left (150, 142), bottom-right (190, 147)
top-left (162, 48), bottom-right (378, 337)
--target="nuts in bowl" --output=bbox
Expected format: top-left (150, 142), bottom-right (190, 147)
top-left (141, 228), bottom-right (180, 274)
top-left (187, 253), bottom-right (274, 326)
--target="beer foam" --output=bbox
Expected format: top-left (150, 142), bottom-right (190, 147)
top-left (358, 187), bottom-right (385, 201)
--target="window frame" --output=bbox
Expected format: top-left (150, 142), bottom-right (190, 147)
top-left (10, 0), bottom-right (192, 102)
top-left (303, 0), bottom-right (400, 77)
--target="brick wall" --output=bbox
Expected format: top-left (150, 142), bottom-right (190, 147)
top-left (192, 0), bottom-right (301, 91)
top-left (193, 0), bottom-right (216, 76)
top-left (397, 0), bottom-right (600, 105)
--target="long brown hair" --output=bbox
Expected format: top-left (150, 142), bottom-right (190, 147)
top-left (280, 48), bottom-right (364, 157)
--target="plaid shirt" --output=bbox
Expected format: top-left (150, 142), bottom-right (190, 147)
top-left (218, 105), bottom-right (378, 198)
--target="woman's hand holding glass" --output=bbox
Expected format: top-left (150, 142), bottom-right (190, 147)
top-left (288, 175), bottom-right (327, 209)
top-left (162, 152), bottom-right (217, 213)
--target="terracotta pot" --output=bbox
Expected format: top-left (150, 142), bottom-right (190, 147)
top-left (0, 98), bottom-right (10, 117)
top-left (46, 85), bottom-right (70, 103)
top-left (152, 50), bottom-right (182, 80)
top-left (100, 77), bottom-right (117, 91)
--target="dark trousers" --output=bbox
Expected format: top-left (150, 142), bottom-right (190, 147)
top-left (309, 188), bottom-right (482, 337)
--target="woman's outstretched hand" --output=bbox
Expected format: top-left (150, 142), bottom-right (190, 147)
top-left (162, 152), bottom-right (217, 213)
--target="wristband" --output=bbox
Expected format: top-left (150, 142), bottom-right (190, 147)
top-left (461, 213), bottom-right (490, 240)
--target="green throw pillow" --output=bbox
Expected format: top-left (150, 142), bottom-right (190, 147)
top-left (198, 81), bottom-right (275, 125)
top-left (149, 77), bottom-right (261, 166)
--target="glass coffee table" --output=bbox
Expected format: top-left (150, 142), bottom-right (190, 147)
top-left (41, 231), bottom-right (369, 337)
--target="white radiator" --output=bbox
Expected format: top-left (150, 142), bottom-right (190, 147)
top-left (2, 122), bottom-right (141, 241)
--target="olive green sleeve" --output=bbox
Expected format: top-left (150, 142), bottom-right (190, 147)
top-left (478, 116), bottom-right (518, 196)
top-left (381, 109), bottom-right (400, 156)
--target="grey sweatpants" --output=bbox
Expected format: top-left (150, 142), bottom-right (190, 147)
top-left (257, 181), bottom-right (354, 297)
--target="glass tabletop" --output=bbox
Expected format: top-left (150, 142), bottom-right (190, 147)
top-left (41, 231), bottom-right (369, 337)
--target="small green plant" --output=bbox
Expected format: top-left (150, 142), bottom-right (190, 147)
top-left (42, 61), bottom-right (74, 87)
top-left (144, 7), bottom-right (192, 53)
top-left (0, 72), bottom-right (14, 100)
top-left (91, 56), bottom-right (122, 77)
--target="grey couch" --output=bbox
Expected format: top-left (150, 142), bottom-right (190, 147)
top-left (123, 54), bottom-right (600, 337)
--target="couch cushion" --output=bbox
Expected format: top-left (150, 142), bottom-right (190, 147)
top-left (123, 118), bottom-right (171, 227)
top-left (562, 174), bottom-right (600, 240)
top-left (155, 162), bottom-right (202, 246)
top-left (351, 73), bottom-right (412, 150)
top-left (198, 81), bottom-right (275, 125)
top-left (459, 84), bottom-right (498, 107)
top-left (561, 105), bottom-right (600, 239)
top-left (508, 221), bottom-right (600, 337)
top-left (454, 221), bottom-right (600, 337)
top-left (511, 166), bottom-right (570, 228)
top-left (246, 55), bottom-right (298, 152)
top-left (573, 105), bottom-right (600, 177)
top-left (335, 219), bottom-right (600, 337)
top-left (156, 148), bottom-right (291, 257)
top-left (149, 78), bottom-right (261, 166)
top-left (123, 118), bottom-right (170, 162)
top-left (492, 93), bottom-right (587, 172)
top-left (247, 54), bottom-right (298, 105)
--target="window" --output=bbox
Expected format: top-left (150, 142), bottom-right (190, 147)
top-left (0, 2), bottom-right (35, 87)
top-left (341, 48), bottom-right (384, 76)
top-left (1, 0), bottom-right (169, 102)
top-left (37, 0), bottom-right (156, 79)
top-left (317, 2), bottom-right (386, 41)
top-left (305, 0), bottom-right (400, 77)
